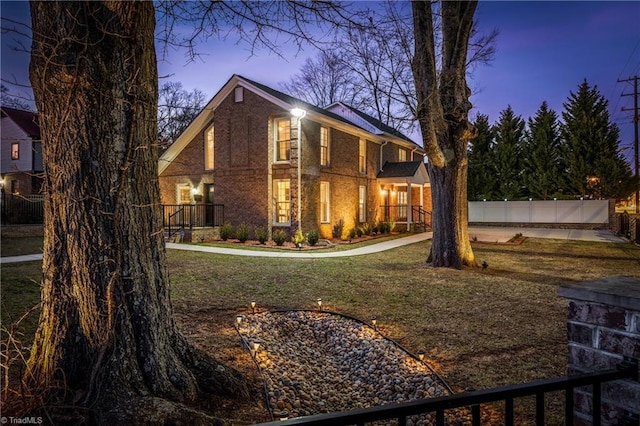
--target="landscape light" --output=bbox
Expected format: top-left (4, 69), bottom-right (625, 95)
top-left (418, 350), bottom-right (425, 361)
top-left (371, 316), bottom-right (377, 331)
top-left (235, 315), bottom-right (243, 326)
top-left (317, 298), bottom-right (323, 310)
top-left (250, 301), bottom-right (256, 313)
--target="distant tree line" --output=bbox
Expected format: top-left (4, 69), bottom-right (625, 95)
top-left (468, 80), bottom-right (635, 201)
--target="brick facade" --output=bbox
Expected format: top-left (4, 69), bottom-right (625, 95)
top-left (559, 276), bottom-right (640, 426)
top-left (158, 75), bottom-right (431, 240)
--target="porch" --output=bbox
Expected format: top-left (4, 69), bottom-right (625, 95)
top-left (162, 203), bottom-right (224, 241)
top-left (379, 204), bottom-right (432, 231)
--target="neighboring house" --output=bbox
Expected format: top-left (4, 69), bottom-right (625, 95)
top-left (158, 75), bottom-right (431, 239)
top-left (1, 107), bottom-right (43, 195)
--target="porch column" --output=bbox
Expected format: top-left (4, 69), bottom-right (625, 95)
top-left (406, 179), bottom-right (412, 228)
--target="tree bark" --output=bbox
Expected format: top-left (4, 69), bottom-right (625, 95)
top-left (412, 1), bottom-right (478, 268)
top-left (24, 1), bottom-right (245, 421)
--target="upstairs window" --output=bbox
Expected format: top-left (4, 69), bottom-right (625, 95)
top-left (358, 139), bottom-right (367, 174)
top-left (11, 143), bottom-right (19, 160)
top-left (320, 126), bottom-right (330, 166)
top-left (275, 118), bottom-right (291, 162)
top-left (398, 148), bottom-right (407, 162)
top-left (205, 125), bottom-right (214, 170)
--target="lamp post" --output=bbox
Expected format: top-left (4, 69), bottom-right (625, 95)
top-left (291, 108), bottom-right (306, 231)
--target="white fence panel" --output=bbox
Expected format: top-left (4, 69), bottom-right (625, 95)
top-left (468, 200), bottom-right (609, 224)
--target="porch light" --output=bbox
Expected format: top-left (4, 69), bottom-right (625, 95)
top-left (380, 189), bottom-right (388, 196)
top-left (291, 108), bottom-right (307, 232)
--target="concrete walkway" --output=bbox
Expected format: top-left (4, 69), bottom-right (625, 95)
top-left (0, 227), bottom-right (627, 264)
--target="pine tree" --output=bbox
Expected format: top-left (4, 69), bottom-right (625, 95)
top-left (492, 105), bottom-right (526, 200)
top-left (561, 79), bottom-right (631, 199)
top-left (522, 102), bottom-right (563, 199)
top-left (467, 114), bottom-right (496, 200)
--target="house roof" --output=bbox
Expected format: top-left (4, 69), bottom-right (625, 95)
top-left (377, 161), bottom-right (430, 185)
top-left (1, 107), bottom-right (40, 138)
top-left (159, 74), bottom-right (425, 174)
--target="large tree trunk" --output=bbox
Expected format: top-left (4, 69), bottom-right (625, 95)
top-left (412, 1), bottom-right (478, 268)
top-left (24, 2), bottom-right (245, 422)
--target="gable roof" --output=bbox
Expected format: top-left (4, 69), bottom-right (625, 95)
top-left (159, 75), bottom-right (424, 174)
top-left (1, 107), bottom-right (40, 138)
top-left (377, 161), bottom-right (430, 184)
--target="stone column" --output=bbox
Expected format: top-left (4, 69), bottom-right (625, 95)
top-left (558, 276), bottom-right (640, 426)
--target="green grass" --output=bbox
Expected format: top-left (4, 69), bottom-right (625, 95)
top-left (1, 225), bottom-right (44, 257)
top-left (2, 234), bottom-right (639, 424)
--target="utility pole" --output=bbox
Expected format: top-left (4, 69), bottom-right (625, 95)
top-left (619, 76), bottom-right (639, 213)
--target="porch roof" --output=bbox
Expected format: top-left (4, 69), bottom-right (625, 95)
top-left (377, 161), bottom-right (430, 185)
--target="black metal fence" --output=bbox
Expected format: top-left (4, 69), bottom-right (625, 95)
top-left (257, 361), bottom-right (637, 426)
top-left (0, 193), bottom-right (44, 224)
top-left (162, 204), bottom-right (224, 234)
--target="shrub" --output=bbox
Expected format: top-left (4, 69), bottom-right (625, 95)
top-left (254, 226), bottom-right (268, 244)
top-left (332, 219), bottom-right (344, 239)
top-left (292, 229), bottom-right (305, 247)
top-left (236, 222), bottom-right (250, 243)
top-left (361, 223), bottom-right (372, 235)
top-left (272, 229), bottom-right (287, 246)
top-left (348, 228), bottom-right (356, 239)
top-left (307, 230), bottom-right (319, 246)
top-left (356, 227), bottom-right (363, 238)
top-left (219, 221), bottom-right (233, 241)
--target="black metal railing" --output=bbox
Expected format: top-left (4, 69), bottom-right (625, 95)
top-left (162, 204), bottom-right (224, 235)
top-left (257, 361), bottom-right (637, 426)
top-left (0, 193), bottom-right (44, 224)
top-left (381, 205), bottom-right (431, 227)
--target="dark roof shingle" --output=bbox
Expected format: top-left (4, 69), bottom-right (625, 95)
top-left (1, 107), bottom-right (40, 138)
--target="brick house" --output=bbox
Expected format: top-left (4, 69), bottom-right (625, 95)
top-left (1, 107), bottom-right (43, 195)
top-left (158, 75), bottom-right (431, 239)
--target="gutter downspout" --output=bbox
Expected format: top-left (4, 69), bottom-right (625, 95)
top-left (380, 141), bottom-right (388, 171)
top-left (411, 147), bottom-right (419, 161)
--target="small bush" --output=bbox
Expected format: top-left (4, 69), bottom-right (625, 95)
top-left (307, 230), bottom-right (319, 246)
top-left (255, 226), bottom-right (268, 244)
top-left (272, 229), bottom-right (287, 246)
top-left (332, 219), bottom-right (344, 239)
top-left (361, 223), bottom-right (372, 235)
top-left (236, 222), bottom-right (250, 243)
top-left (292, 229), bottom-right (305, 247)
top-left (356, 228), bottom-right (363, 238)
top-left (348, 228), bottom-right (356, 239)
top-left (219, 221), bottom-right (233, 241)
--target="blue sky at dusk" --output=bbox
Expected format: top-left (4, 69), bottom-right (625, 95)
top-left (2, 1), bottom-right (639, 164)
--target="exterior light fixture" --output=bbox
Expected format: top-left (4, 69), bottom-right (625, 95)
top-left (418, 350), bottom-right (425, 361)
top-left (235, 315), bottom-right (243, 327)
top-left (250, 301), bottom-right (256, 313)
top-left (371, 316), bottom-right (377, 331)
top-left (317, 298), bottom-right (323, 310)
top-left (291, 107), bottom-right (307, 232)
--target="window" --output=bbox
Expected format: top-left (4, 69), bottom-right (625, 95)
top-left (234, 86), bottom-right (244, 102)
top-left (398, 148), bottom-right (407, 162)
top-left (275, 118), bottom-right (291, 162)
top-left (398, 190), bottom-right (407, 220)
top-left (274, 179), bottom-right (291, 224)
top-left (178, 184), bottom-right (191, 204)
top-left (358, 185), bottom-right (367, 223)
top-left (358, 139), bottom-right (366, 173)
top-left (320, 127), bottom-right (329, 166)
top-left (205, 125), bottom-right (214, 170)
top-left (320, 181), bottom-right (330, 223)
top-left (11, 143), bottom-right (19, 160)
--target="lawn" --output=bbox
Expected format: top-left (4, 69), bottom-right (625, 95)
top-left (2, 234), bottom-right (639, 424)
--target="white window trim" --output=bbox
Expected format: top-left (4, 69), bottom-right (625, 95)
top-left (358, 185), bottom-right (367, 223)
top-left (177, 183), bottom-right (192, 204)
top-left (320, 181), bottom-right (330, 223)
top-left (274, 117), bottom-right (292, 163)
top-left (320, 126), bottom-right (330, 167)
top-left (273, 179), bottom-right (291, 225)
top-left (205, 125), bottom-right (214, 170)
top-left (359, 138), bottom-right (366, 174)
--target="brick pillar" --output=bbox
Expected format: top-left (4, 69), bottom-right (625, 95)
top-left (558, 276), bottom-right (640, 426)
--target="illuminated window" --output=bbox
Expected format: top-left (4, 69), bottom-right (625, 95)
top-left (11, 143), bottom-right (19, 160)
top-left (358, 185), bottom-right (366, 222)
top-left (320, 181), bottom-right (330, 223)
top-left (358, 139), bottom-right (366, 173)
top-left (320, 127), bottom-right (329, 166)
top-left (398, 148), bottom-right (407, 162)
top-left (274, 179), bottom-right (291, 224)
top-left (398, 190), bottom-right (407, 220)
top-left (205, 125), bottom-right (214, 170)
top-left (275, 118), bottom-right (291, 162)
top-left (178, 184), bottom-right (191, 204)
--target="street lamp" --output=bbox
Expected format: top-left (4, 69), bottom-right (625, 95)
top-left (291, 108), bottom-right (306, 231)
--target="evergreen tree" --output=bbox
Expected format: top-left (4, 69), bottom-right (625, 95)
top-left (561, 79), bottom-right (631, 199)
top-left (467, 114), bottom-right (496, 200)
top-left (492, 105), bottom-right (526, 200)
top-left (522, 101), bottom-right (563, 199)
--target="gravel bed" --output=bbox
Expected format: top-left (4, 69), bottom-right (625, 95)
top-left (237, 310), bottom-right (467, 425)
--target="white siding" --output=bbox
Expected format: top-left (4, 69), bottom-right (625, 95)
top-left (1, 116), bottom-right (34, 173)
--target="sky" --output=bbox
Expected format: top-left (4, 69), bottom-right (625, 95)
top-left (2, 1), bottom-right (639, 165)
